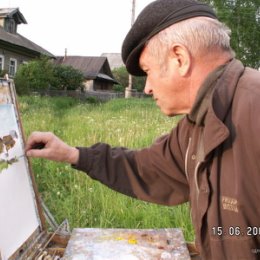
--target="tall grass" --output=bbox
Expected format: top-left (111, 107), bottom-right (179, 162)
top-left (19, 96), bottom-right (194, 241)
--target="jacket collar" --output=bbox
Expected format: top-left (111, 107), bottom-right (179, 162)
top-left (203, 59), bottom-right (245, 157)
top-left (189, 64), bottom-right (226, 126)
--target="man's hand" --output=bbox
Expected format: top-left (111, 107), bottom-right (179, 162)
top-left (26, 131), bottom-right (79, 165)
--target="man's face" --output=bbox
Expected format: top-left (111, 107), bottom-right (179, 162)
top-left (139, 45), bottom-right (191, 116)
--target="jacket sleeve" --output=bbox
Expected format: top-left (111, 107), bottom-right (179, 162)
top-left (72, 121), bottom-right (190, 206)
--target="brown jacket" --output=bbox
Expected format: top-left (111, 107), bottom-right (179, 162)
top-left (73, 59), bottom-right (260, 260)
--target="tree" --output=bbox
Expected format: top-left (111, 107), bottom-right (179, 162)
top-left (0, 69), bottom-right (8, 77)
top-left (15, 56), bottom-right (85, 94)
top-left (51, 65), bottom-right (84, 90)
top-left (15, 56), bottom-right (54, 94)
top-left (133, 75), bottom-right (147, 93)
top-left (112, 67), bottom-right (129, 92)
top-left (202, 0), bottom-right (260, 68)
top-left (112, 66), bottom-right (146, 92)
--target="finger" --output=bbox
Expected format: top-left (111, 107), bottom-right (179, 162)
top-left (26, 132), bottom-right (50, 151)
top-left (25, 131), bottom-right (41, 150)
top-left (26, 147), bottom-right (51, 159)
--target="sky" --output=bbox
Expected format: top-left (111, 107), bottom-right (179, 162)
top-left (2, 0), bottom-right (154, 57)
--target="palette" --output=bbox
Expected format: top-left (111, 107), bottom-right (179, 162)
top-left (63, 228), bottom-right (190, 260)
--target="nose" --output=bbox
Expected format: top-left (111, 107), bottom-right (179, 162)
top-left (144, 80), bottom-right (153, 95)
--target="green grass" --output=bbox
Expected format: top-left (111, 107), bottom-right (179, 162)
top-left (19, 95), bottom-right (194, 241)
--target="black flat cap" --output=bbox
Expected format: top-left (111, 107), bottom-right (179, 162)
top-left (122, 0), bottom-right (217, 76)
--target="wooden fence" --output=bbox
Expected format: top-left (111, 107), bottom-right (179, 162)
top-left (31, 90), bottom-right (146, 101)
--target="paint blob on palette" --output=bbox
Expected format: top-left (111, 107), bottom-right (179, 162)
top-left (63, 228), bottom-right (190, 260)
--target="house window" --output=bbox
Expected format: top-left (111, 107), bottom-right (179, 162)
top-left (9, 58), bottom-right (17, 77)
top-left (0, 55), bottom-right (4, 71)
top-left (5, 18), bottom-right (17, 34)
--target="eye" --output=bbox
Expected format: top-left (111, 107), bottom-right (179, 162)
top-left (140, 65), bottom-right (149, 75)
top-left (143, 69), bottom-right (149, 75)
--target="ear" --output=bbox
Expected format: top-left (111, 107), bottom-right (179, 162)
top-left (169, 44), bottom-right (191, 76)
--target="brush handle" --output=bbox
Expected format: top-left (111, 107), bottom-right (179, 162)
top-left (31, 142), bottom-right (45, 150)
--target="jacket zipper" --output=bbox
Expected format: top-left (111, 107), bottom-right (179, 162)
top-left (185, 135), bottom-right (203, 202)
top-left (185, 137), bottom-right (192, 180)
top-left (195, 161), bottom-right (202, 203)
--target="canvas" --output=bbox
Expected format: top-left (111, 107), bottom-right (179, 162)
top-left (0, 80), bottom-right (41, 260)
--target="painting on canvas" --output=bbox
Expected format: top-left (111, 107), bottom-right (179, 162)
top-left (0, 80), bottom-right (41, 260)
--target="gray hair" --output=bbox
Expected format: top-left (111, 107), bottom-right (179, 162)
top-left (146, 16), bottom-right (234, 63)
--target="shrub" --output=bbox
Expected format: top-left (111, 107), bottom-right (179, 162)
top-left (14, 56), bottom-right (85, 94)
top-left (51, 65), bottom-right (85, 90)
top-left (15, 56), bottom-right (54, 94)
top-left (112, 84), bottom-right (124, 92)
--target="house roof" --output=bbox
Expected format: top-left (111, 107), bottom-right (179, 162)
top-left (0, 8), bottom-right (27, 24)
top-left (0, 26), bottom-right (55, 58)
top-left (55, 56), bottom-right (119, 84)
top-left (0, 8), bottom-right (54, 58)
top-left (101, 53), bottom-right (124, 70)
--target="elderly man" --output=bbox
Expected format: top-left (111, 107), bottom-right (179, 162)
top-left (26, 0), bottom-right (260, 259)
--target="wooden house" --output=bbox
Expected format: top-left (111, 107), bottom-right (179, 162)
top-left (55, 56), bottom-right (119, 91)
top-left (101, 53), bottom-right (124, 70)
top-left (0, 8), bottom-right (54, 78)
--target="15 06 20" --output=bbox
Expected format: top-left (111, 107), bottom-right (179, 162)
top-left (212, 226), bottom-right (260, 236)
